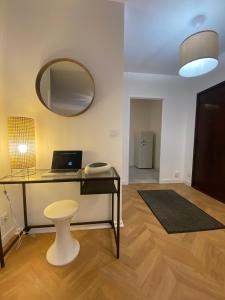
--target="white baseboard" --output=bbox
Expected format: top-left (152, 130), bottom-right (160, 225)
top-left (29, 220), bottom-right (124, 234)
top-left (121, 178), bottom-right (190, 186)
top-left (184, 179), bottom-right (191, 186)
top-left (159, 179), bottom-right (184, 184)
top-left (0, 222), bottom-right (124, 249)
top-left (1, 221), bottom-right (124, 242)
top-left (2, 226), bottom-right (16, 247)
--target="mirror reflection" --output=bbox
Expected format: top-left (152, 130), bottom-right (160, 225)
top-left (36, 59), bottom-right (95, 117)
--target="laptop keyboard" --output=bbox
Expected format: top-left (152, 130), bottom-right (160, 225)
top-left (42, 170), bottom-right (79, 177)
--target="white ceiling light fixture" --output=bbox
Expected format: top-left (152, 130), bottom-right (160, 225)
top-left (179, 30), bottom-right (219, 77)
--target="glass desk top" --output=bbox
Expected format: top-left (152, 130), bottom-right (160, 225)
top-left (0, 168), bottom-right (120, 184)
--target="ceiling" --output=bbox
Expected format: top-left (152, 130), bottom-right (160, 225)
top-left (124, 0), bottom-right (225, 75)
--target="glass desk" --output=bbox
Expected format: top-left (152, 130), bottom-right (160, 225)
top-left (0, 168), bottom-right (120, 268)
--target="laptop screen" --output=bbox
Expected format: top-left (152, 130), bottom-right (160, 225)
top-left (51, 150), bottom-right (82, 171)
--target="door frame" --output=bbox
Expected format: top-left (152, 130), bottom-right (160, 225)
top-left (127, 97), bottom-right (163, 184)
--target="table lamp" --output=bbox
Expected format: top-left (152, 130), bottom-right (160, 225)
top-left (8, 116), bottom-right (36, 176)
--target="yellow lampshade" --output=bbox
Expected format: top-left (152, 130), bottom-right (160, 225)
top-left (8, 117), bottom-right (36, 169)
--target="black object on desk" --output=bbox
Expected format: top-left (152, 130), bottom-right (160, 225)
top-left (51, 150), bottom-right (82, 171)
top-left (0, 168), bottom-right (121, 268)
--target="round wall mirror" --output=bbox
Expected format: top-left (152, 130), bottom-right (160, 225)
top-left (35, 58), bottom-right (95, 117)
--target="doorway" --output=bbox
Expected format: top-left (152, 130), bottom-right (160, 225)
top-left (192, 81), bottom-right (225, 204)
top-left (129, 99), bottom-right (162, 183)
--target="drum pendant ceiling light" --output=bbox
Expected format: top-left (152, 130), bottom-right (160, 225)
top-left (179, 30), bottom-right (219, 77)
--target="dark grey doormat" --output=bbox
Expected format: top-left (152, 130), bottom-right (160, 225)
top-left (138, 190), bottom-right (225, 234)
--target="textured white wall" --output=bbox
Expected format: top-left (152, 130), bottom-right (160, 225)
top-left (0, 0), bottom-right (124, 242)
top-left (123, 64), bottom-right (225, 186)
top-left (0, 0), bottom-right (14, 245)
top-left (123, 72), bottom-right (193, 184)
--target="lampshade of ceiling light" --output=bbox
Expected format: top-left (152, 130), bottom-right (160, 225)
top-left (179, 30), bottom-right (219, 77)
top-left (8, 116), bottom-right (36, 170)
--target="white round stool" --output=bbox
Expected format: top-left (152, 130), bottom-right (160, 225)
top-left (44, 200), bottom-right (80, 266)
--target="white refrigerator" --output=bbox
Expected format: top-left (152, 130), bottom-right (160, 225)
top-left (134, 131), bottom-right (154, 168)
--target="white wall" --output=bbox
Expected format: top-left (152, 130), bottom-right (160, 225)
top-left (123, 72), bottom-right (194, 184)
top-left (0, 0), bottom-right (124, 244)
top-left (0, 0), bottom-right (15, 245)
top-left (129, 99), bottom-right (162, 169)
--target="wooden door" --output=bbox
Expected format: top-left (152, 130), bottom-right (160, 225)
top-left (192, 81), bottom-right (225, 204)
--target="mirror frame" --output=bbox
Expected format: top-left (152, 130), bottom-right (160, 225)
top-left (35, 58), bottom-right (95, 117)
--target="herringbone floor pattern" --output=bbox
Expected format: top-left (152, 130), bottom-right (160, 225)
top-left (0, 183), bottom-right (225, 300)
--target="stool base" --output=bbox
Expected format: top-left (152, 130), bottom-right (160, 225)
top-left (46, 239), bottom-right (80, 266)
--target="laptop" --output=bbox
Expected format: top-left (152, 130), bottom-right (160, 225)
top-left (42, 150), bottom-right (82, 177)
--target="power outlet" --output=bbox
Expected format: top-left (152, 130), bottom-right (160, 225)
top-left (14, 227), bottom-right (23, 236)
top-left (0, 212), bottom-right (9, 234)
top-left (109, 129), bottom-right (119, 137)
top-left (0, 211), bottom-right (8, 222)
top-left (174, 171), bottom-right (180, 178)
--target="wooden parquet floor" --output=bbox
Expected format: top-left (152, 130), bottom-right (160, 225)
top-left (0, 183), bottom-right (225, 300)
